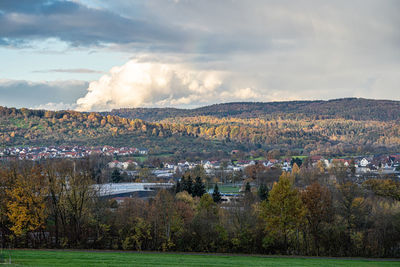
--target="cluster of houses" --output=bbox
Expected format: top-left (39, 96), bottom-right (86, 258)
top-left (309, 155), bottom-right (400, 175)
top-left (0, 145), bottom-right (148, 160)
top-left (108, 154), bottom-right (400, 181)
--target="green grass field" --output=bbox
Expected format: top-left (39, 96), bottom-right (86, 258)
top-left (1, 250), bottom-right (399, 267)
top-left (218, 185), bottom-right (240, 193)
top-left (131, 156), bottom-right (148, 162)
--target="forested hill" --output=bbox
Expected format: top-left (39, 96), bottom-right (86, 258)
top-left (1, 98), bottom-right (400, 156)
top-left (0, 106), bottom-right (239, 153)
top-left (108, 98), bottom-right (400, 121)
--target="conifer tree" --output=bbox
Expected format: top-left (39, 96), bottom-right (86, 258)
top-left (258, 183), bottom-right (269, 201)
top-left (193, 176), bottom-right (206, 197)
top-left (175, 179), bottom-right (181, 194)
top-left (111, 169), bottom-right (121, 183)
top-left (183, 175), bottom-right (193, 195)
top-left (245, 182), bottom-right (251, 192)
top-left (212, 183), bottom-right (222, 203)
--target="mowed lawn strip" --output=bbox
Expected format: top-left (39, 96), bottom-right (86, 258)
top-left (4, 250), bottom-right (400, 267)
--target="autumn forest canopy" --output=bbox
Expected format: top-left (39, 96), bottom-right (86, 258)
top-left (1, 98), bottom-right (400, 157)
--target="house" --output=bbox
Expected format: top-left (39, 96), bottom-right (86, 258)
top-left (332, 158), bottom-right (351, 167)
top-left (164, 163), bottom-right (175, 169)
top-left (121, 160), bottom-right (138, 170)
top-left (359, 158), bottom-right (369, 167)
top-left (108, 160), bottom-right (122, 169)
top-left (310, 155), bottom-right (324, 163)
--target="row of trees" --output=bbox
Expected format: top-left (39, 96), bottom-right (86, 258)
top-left (0, 159), bottom-right (400, 257)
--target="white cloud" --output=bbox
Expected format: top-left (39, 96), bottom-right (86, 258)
top-left (76, 59), bottom-right (257, 111)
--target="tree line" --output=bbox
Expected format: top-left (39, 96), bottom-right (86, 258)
top-left (0, 158), bottom-right (399, 257)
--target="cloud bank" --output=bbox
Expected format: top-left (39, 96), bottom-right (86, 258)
top-left (76, 60), bottom-right (263, 111)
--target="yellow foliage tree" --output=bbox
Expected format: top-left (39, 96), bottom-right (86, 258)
top-left (260, 173), bottom-right (305, 253)
top-left (6, 167), bottom-right (47, 236)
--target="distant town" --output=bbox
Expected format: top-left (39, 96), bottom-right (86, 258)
top-left (0, 145), bottom-right (148, 160)
top-left (2, 145), bottom-right (399, 182)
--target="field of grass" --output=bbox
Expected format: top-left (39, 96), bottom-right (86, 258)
top-left (218, 185), bottom-right (240, 193)
top-left (250, 156), bottom-right (267, 161)
top-left (1, 250), bottom-right (399, 267)
top-left (131, 156), bottom-right (148, 163)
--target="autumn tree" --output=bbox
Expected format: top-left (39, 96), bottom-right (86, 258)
top-left (301, 182), bottom-right (333, 255)
top-left (0, 167), bottom-right (12, 247)
top-left (6, 165), bottom-right (47, 245)
top-left (244, 163), bottom-right (268, 186)
top-left (190, 194), bottom-right (226, 252)
top-left (260, 173), bottom-right (305, 254)
top-left (150, 189), bottom-right (177, 251)
top-left (62, 161), bottom-right (96, 247)
top-left (336, 182), bottom-right (370, 256)
top-left (362, 179), bottom-right (400, 201)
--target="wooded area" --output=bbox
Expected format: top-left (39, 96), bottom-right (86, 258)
top-left (0, 158), bottom-right (399, 257)
top-left (1, 98), bottom-right (400, 157)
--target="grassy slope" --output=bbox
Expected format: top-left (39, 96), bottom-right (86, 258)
top-left (3, 250), bottom-right (399, 267)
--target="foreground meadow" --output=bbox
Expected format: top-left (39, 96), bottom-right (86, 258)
top-left (1, 250), bottom-right (399, 267)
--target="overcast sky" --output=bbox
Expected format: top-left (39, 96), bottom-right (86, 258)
top-left (0, 0), bottom-right (399, 111)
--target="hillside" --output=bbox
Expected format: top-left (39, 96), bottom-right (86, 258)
top-left (0, 107), bottom-right (240, 155)
top-left (108, 98), bottom-right (400, 121)
top-left (1, 98), bottom-right (400, 157)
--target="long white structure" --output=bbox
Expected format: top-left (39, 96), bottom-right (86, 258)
top-left (94, 182), bottom-right (174, 197)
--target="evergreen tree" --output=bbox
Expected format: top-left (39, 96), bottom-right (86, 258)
top-left (291, 157), bottom-right (303, 167)
top-left (212, 183), bottom-right (222, 203)
top-left (245, 182), bottom-right (251, 192)
top-left (258, 183), bottom-right (269, 201)
top-left (193, 176), bottom-right (206, 197)
top-left (111, 169), bottom-right (121, 183)
top-left (175, 179), bottom-right (182, 194)
top-left (182, 175), bottom-right (193, 195)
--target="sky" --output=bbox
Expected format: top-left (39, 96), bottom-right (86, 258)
top-left (0, 0), bottom-right (399, 111)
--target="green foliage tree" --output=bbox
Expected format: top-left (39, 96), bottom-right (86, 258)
top-left (260, 173), bottom-right (305, 254)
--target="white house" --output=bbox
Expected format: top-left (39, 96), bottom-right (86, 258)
top-left (360, 158), bottom-right (369, 167)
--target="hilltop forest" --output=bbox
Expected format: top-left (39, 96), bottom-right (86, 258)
top-left (1, 98), bottom-right (400, 156)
